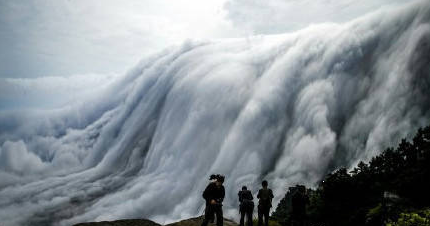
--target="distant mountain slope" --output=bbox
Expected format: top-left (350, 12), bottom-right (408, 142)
top-left (73, 219), bottom-right (161, 226)
top-left (166, 216), bottom-right (237, 226)
top-left (73, 217), bottom-right (237, 226)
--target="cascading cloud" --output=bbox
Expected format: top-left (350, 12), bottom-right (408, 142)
top-left (1, 1), bottom-right (430, 226)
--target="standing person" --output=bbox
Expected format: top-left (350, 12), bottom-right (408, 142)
top-left (238, 186), bottom-right (254, 226)
top-left (201, 174), bottom-right (225, 226)
top-left (206, 175), bottom-right (218, 223)
top-left (257, 180), bottom-right (274, 226)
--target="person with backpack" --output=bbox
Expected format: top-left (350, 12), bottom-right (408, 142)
top-left (238, 186), bottom-right (254, 226)
top-left (204, 175), bottom-right (218, 223)
top-left (257, 180), bottom-right (274, 226)
top-left (201, 174), bottom-right (225, 226)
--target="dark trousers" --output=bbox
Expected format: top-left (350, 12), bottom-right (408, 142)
top-left (258, 206), bottom-right (270, 226)
top-left (201, 204), bottom-right (223, 226)
top-left (240, 210), bottom-right (253, 226)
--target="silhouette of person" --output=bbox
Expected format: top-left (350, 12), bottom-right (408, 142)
top-left (201, 174), bottom-right (225, 226)
top-left (205, 175), bottom-right (218, 223)
top-left (238, 186), bottom-right (254, 226)
top-left (257, 180), bottom-right (274, 226)
top-left (291, 186), bottom-right (308, 226)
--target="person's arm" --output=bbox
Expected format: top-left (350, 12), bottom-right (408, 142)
top-left (257, 189), bottom-right (261, 199)
top-left (204, 183), bottom-right (216, 202)
top-left (270, 189), bottom-right (274, 199)
top-left (202, 184), bottom-right (210, 200)
top-left (238, 191), bottom-right (243, 202)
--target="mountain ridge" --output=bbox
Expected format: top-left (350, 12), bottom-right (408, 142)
top-left (73, 216), bottom-right (238, 226)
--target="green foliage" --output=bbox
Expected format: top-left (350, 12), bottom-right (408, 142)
top-left (365, 203), bottom-right (385, 226)
top-left (252, 218), bottom-right (281, 226)
top-left (272, 185), bottom-right (315, 226)
top-left (272, 125), bottom-right (430, 226)
top-left (386, 209), bottom-right (430, 226)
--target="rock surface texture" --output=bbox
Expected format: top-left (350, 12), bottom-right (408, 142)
top-left (73, 217), bottom-right (238, 226)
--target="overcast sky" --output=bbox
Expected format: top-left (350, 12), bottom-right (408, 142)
top-left (0, 0), bottom-right (410, 79)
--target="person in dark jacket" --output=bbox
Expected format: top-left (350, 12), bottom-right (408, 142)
top-left (201, 174), bottom-right (225, 226)
top-left (257, 180), bottom-right (274, 226)
top-left (238, 186), bottom-right (254, 226)
top-left (204, 174), bottom-right (218, 223)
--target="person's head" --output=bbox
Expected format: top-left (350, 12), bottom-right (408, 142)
top-left (216, 174), bottom-right (224, 186)
top-left (209, 174), bottom-right (217, 182)
top-left (262, 180), bottom-right (268, 188)
top-left (242, 186), bottom-right (247, 191)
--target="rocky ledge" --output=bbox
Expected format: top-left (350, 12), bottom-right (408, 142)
top-left (73, 216), bottom-right (238, 226)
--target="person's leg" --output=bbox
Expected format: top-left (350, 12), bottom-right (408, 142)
top-left (216, 206), bottom-right (223, 226)
top-left (246, 211), bottom-right (253, 226)
top-left (240, 210), bottom-right (245, 226)
top-left (258, 206), bottom-right (263, 226)
top-left (209, 205), bottom-right (215, 223)
top-left (201, 217), bottom-right (209, 226)
top-left (263, 209), bottom-right (269, 226)
top-left (201, 205), bottom-right (213, 226)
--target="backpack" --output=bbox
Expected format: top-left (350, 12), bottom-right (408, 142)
top-left (258, 189), bottom-right (273, 208)
top-left (239, 190), bottom-right (254, 212)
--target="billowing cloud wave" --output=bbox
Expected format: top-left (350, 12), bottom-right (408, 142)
top-left (1, 1), bottom-right (430, 225)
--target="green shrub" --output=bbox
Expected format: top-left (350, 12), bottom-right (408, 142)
top-left (386, 209), bottom-right (430, 226)
top-left (252, 218), bottom-right (281, 226)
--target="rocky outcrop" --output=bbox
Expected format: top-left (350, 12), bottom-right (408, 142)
top-left (73, 216), bottom-right (238, 226)
top-left (73, 219), bottom-right (161, 226)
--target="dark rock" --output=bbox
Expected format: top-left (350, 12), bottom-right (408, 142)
top-left (73, 216), bottom-right (238, 226)
top-left (166, 216), bottom-right (237, 226)
top-left (73, 219), bottom-right (161, 226)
